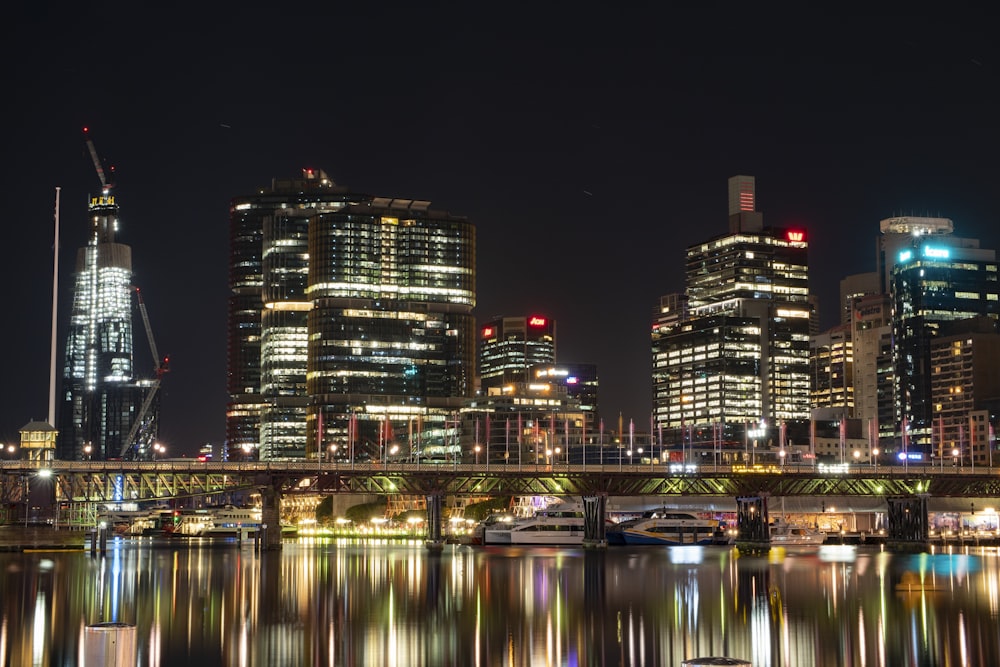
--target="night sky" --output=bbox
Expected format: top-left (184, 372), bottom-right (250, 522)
top-left (3, 6), bottom-right (1000, 455)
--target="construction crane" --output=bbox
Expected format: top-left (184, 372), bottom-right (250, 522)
top-left (82, 126), bottom-right (114, 194)
top-left (120, 287), bottom-right (170, 459)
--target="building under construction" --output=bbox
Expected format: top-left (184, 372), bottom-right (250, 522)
top-left (56, 128), bottom-right (167, 461)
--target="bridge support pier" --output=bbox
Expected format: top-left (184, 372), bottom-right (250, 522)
top-left (886, 494), bottom-right (929, 552)
top-left (582, 494), bottom-right (607, 548)
top-left (259, 481), bottom-right (282, 550)
top-left (425, 493), bottom-right (445, 551)
top-left (735, 494), bottom-right (770, 553)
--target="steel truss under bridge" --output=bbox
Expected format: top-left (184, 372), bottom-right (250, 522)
top-left (5, 462), bottom-right (999, 506)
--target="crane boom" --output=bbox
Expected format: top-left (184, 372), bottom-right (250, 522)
top-left (83, 126), bottom-right (110, 191)
top-left (135, 287), bottom-right (160, 371)
top-left (120, 287), bottom-right (170, 458)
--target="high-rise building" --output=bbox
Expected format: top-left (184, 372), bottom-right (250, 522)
top-left (58, 133), bottom-right (159, 460)
top-left (228, 172), bottom-right (477, 461)
top-left (227, 170), bottom-right (370, 459)
top-left (478, 315), bottom-right (556, 392)
top-left (810, 324), bottom-right (853, 414)
top-left (309, 197), bottom-right (476, 462)
top-left (877, 216), bottom-right (954, 293)
top-left (653, 175), bottom-right (812, 446)
top-left (850, 291), bottom-right (892, 437)
top-left (891, 234), bottom-right (1000, 452)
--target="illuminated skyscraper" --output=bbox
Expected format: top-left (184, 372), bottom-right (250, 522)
top-left (228, 170), bottom-right (370, 459)
top-left (228, 173), bottom-right (477, 461)
top-left (478, 315), bottom-right (556, 392)
top-left (890, 233), bottom-right (1000, 452)
top-left (58, 134), bottom-right (157, 460)
top-left (652, 175), bottom-right (812, 446)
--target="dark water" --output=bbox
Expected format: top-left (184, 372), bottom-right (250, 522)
top-left (1, 538), bottom-right (998, 666)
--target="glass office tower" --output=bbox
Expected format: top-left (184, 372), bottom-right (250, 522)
top-left (308, 198), bottom-right (476, 462)
top-left (479, 315), bottom-right (557, 392)
top-left (228, 170), bottom-right (370, 459)
top-left (653, 175), bottom-right (812, 446)
top-left (891, 238), bottom-right (1000, 452)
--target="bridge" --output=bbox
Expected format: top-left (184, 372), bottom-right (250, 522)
top-left (3, 460), bottom-right (997, 550)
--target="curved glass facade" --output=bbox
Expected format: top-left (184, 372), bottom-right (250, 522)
top-left (228, 177), bottom-right (476, 461)
top-left (308, 203), bottom-right (476, 462)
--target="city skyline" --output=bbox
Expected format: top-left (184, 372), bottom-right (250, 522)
top-left (4, 7), bottom-right (1000, 455)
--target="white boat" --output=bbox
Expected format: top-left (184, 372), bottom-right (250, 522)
top-left (606, 510), bottom-right (721, 546)
top-left (200, 505), bottom-right (262, 538)
top-left (470, 511), bottom-right (517, 544)
top-left (482, 500), bottom-right (590, 545)
top-left (769, 517), bottom-right (826, 546)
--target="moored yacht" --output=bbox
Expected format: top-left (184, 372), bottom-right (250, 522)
top-left (769, 517), bottom-right (827, 546)
top-left (606, 509), bottom-right (721, 546)
top-left (482, 500), bottom-right (592, 545)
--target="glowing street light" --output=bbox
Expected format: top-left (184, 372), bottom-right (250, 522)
top-left (474, 444), bottom-right (481, 465)
top-left (872, 448), bottom-right (879, 470)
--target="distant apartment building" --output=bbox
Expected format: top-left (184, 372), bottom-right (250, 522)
top-left (850, 292), bottom-right (893, 438)
top-left (810, 324), bottom-right (853, 415)
top-left (929, 317), bottom-right (1000, 466)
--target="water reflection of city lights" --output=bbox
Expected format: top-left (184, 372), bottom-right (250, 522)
top-left (668, 546), bottom-right (705, 564)
top-left (818, 545), bottom-right (858, 563)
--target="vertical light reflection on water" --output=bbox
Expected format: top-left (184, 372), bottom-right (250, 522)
top-left (749, 566), bottom-right (773, 667)
top-left (857, 607), bottom-right (866, 667)
top-left (31, 590), bottom-right (45, 666)
top-left (958, 610), bottom-right (968, 665)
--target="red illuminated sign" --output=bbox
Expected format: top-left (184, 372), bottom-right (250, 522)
top-left (528, 316), bottom-right (547, 328)
top-left (786, 230), bottom-right (805, 242)
top-left (481, 327), bottom-right (495, 338)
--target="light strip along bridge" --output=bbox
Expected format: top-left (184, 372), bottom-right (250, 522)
top-left (3, 461), bottom-right (1000, 504)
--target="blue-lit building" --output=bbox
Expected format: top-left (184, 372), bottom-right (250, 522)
top-left (890, 235), bottom-right (1000, 453)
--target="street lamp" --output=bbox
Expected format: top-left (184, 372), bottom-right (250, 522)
top-left (853, 450), bottom-right (861, 466)
top-left (329, 444), bottom-right (338, 463)
top-left (953, 448), bottom-right (960, 469)
top-left (779, 449), bottom-right (786, 468)
top-left (626, 449), bottom-right (633, 465)
top-left (83, 443), bottom-right (92, 461)
top-left (474, 444), bottom-right (481, 465)
top-left (872, 448), bottom-right (879, 470)
top-left (152, 442), bottom-right (166, 460)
